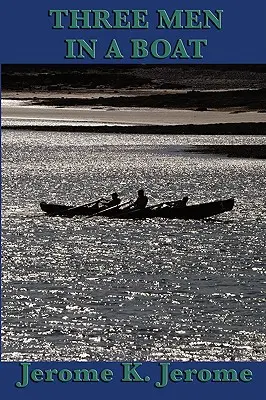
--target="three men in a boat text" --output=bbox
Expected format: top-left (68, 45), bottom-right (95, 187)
top-left (48, 9), bottom-right (223, 60)
top-left (15, 362), bottom-right (252, 388)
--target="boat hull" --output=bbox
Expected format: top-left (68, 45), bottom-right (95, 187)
top-left (154, 198), bottom-right (234, 220)
top-left (40, 198), bottom-right (234, 219)
top-left (39, 201), bottom-right (98, 216)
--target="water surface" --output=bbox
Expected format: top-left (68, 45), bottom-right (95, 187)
top-left (2, 129), bottom-right (265, 361)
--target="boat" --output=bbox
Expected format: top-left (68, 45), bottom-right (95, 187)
top-left (40, 198), bottom-right (234, 220)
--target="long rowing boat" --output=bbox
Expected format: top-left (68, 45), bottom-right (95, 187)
top-left (40, 198), bottom-right (234, 220)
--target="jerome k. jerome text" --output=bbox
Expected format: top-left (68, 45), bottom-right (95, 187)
top-left (15, 362), bottom-right (253, 388)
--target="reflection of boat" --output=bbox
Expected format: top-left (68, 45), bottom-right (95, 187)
top-left (40, 198), bottom-right (234, 220)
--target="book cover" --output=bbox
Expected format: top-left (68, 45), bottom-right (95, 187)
top-left (1, 1), bottom-right (265, 399)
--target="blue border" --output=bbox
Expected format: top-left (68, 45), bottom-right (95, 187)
top-left (0, 0), bottom-right (266, 63)
top-left (0, 362), bottom-right (265, 398)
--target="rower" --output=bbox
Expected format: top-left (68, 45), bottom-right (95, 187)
top-left (132, 189), bottom-right (148, 209)
top-left (101, 192), bottom-right (121, 208)
top-left (166, 196), bottom-right (188, 208)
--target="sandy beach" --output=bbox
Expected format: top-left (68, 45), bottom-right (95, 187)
top-left (3, 100), bottom-right (266, 126)
top-left (2, 65), bottom-right (266, 135)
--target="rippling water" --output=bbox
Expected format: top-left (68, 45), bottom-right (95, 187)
top-left (2, 130), bottom-right (266, 361)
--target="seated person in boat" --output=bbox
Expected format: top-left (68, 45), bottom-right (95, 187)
top-left (101, 192), bottom-right (121, 208)
top-left (166, 196), bottom-right (188, 208)
top-left (132, 189), bottom-right (148, 209)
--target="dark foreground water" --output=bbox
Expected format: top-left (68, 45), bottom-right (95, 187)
top-left (1, 131), bottom-right (265, 361)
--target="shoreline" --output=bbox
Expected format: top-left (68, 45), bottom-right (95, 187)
top-left (2, 66), bottom-right (266, 136)
top-left (3, 122), bottom-right (266, 137)
top-left (3, 88), bottom-right (266, 113)
top-left (29, 88), bottom-right (266, 113)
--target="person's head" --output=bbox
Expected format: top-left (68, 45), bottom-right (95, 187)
top-left (138, 189), bottom-right (144, 197)
top-left (183, 196), bottom-right (188, 203)
top-left (112, 192), bottom-right (118, 199)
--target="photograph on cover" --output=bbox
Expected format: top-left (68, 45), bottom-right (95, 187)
top-left (1, 65), bottom-right (265, 361)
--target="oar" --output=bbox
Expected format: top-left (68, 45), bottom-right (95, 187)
top-left (127, 201), bottom-right (165, 214)
top-left (117, 198), bottom-right (186, 218)
top-left (148, 202), bottom-right (166, 210)
top-left (89, 200), bottom-right (132, 217)
top-left (55, 198), bottom-right (103, 216)
top-left (114, 201), bottom-right (165, 218)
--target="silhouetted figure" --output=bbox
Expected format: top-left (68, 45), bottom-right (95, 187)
top-left (133, 189), bottom-right (148, 209)
top-left (167, 196), bottom-right (188, 208)
top-left (101, 192), bottom-right (121, 208)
